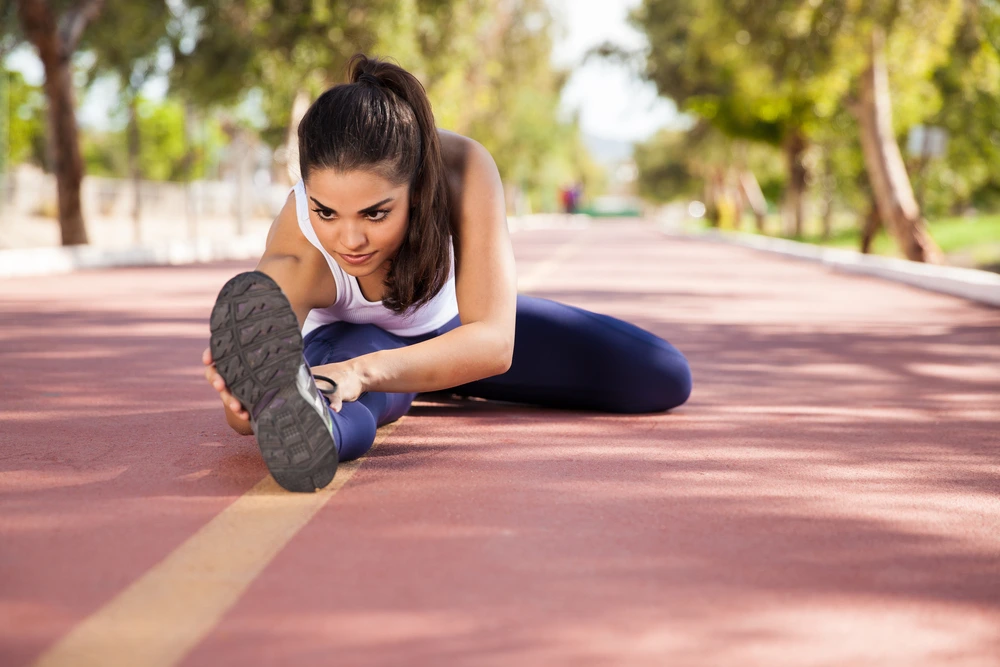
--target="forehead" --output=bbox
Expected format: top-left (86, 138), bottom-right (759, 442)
top-left (304, 169), bottom-right (407, 207)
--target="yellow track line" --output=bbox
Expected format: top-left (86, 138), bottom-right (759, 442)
top-left (32, 230), bottom-right (586, 667)
top-left (31, 421), bottom-right (400, 667)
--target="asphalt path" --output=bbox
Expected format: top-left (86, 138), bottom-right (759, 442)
top-left (1, 221), bottom-right (998, 666)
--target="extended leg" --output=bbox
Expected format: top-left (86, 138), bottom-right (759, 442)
top-left (304, 321), bottom-right (424, 461)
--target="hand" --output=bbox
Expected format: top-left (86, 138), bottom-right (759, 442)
top-left (202, 347), bottom-right (250, 421)
top-left (309, 360), bottom-right (365, 413)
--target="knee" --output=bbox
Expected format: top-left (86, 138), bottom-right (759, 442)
top-left (610, 346), bottom-right (692, 414)
top-left (647, 348), bottom-right (692, 412)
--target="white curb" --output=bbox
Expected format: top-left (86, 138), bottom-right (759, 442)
top-left (671, 227), bottom-right (1000, 308)
top-left (0, 233), bottom-right (268, 279)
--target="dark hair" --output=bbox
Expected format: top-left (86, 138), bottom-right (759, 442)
top-left (297, 54), bottom-right (451, 314)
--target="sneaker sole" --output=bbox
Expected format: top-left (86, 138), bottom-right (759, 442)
top-left (209, 271), bottom-right (338, 492)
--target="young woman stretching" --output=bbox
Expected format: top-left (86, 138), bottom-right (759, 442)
top-left (203, 55), bottom-right (692, 492)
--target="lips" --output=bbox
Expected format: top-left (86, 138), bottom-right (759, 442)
top-left (339, 252), bottom-right (376, 266)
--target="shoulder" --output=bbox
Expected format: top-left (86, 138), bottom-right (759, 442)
top-left (439, 130), bottom-right (499, 185)
top-left (263, 189), bottom-right (315, 258)
top-left (259, 189), bottom-right (337, 310)
top-left (438, 130), bottom-right (503, 229)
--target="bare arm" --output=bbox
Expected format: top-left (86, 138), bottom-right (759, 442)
top-left (205, 191), bottom-right (336, 433)
top-left (311, 138), bottom-right (516, 404)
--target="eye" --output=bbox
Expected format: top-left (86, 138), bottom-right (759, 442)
top-left (366, 209), bottom-right (391, 222)
top-left (311, 207), bottom-right (335, 221)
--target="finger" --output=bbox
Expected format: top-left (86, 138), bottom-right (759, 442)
top-left (219, 388), bottom-right (236, 408)
top-left (202, 348), bottom-right (212, 365)
top-left (331, 395), bottom-right (343, 413)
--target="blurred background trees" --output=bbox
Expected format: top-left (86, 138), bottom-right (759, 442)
top-left (1, 0), bottom-right (998, 269)
top-left (4, 0), bottom-right (598, 245)
top-left (630, 0), bottom-right (1000, 266)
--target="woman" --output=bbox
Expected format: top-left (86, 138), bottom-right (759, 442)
top-left (203, 55), bottom-right (692, 493)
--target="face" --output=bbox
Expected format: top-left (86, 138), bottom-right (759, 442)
top-left (304, 168), bottom-right (411, 279)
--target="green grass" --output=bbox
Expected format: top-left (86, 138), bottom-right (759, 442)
top-left (724, 213), bottom-right (1000, 272)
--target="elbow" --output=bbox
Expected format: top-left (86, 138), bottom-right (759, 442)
top-left (490, 333), bottom-right (514, 377)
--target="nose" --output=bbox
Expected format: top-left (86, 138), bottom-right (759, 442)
top-left (339, 220), bottom-right (368, 252)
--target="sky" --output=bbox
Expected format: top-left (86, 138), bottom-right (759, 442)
top-left (6, 0), bottom-right (683, 144)
top-left (548, 0), bottom-right (685, 143)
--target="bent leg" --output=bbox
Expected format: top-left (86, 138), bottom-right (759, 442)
top-left (452, 295), bottom-right (692, 413)
top-left (304, 322), bottom-right (419, 461)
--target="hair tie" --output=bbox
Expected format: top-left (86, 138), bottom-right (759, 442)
top-left (357, 73), bottom-right (381, 86)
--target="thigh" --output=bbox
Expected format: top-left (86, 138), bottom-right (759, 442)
top-left (304, 321), bottom-right (411, 366)
top-left (452, 295), bottom-right (692, 413)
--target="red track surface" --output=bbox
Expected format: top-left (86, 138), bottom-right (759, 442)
top-left (2, 222), bottom-right (998, 666)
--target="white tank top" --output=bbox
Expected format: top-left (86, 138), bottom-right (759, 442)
top-left (290, 180), bottom-right (459, 338)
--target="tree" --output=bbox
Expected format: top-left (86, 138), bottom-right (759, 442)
top-left (635, 122), bottom-right (781, 230)
top-left (80, 0), bottom-right (170, 235)
top-left (852, 24), bottom-right (943, 263)
top-left (631, 0), bottom-right (847, 236)
top-left (168, 0), bottom-right (586, 210)
top-left (632, 0), bottom-right (961, 261)
top-left (2, 69), bottom-right (48, 166)
top-left (16, 0), bottom-right (105, 245)
top-left (919, 0), bottom-right (1000, 215)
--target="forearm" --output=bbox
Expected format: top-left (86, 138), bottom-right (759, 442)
top-left (339, 322), bottom-right (513, 395)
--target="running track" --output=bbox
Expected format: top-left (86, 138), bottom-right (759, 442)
top-left (1, 221), bottom-right (998, 666)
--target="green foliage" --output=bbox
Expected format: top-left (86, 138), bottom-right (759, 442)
top-left (757, 212), bottom-right (1000, 269)
top-left (918, 2), bottom-right (1000, 215)
top-left (81, 0), bottom-right (171, 91)
top-left (2, 68), bottom-right (46, 166)
top-left (167, 0), bottom-right (589, 209)
top-left (82, 96), bottom-right (228, 181)
top-left (461, 0), bottom-right (589, 206)
top-left (82, 128), bottom-right (127, 177)
top-left (633, 130), bottom-right (699, 203)
top-left (630, 0), bottom-right (999, 225)
top-left (635, 122), bottom-right (786, 205)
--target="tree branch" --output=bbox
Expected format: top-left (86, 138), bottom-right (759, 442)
top-left (58, 0), bottom-right (104, 52)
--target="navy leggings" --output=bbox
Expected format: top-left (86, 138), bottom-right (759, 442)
top-left (303, 295), bottom-right (692, 461)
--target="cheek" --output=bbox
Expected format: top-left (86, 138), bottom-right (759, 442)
top-left (381, 218), bottom-right (409, 250)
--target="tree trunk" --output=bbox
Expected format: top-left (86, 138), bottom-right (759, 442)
top-left (17, 0), bottom-right (105, 246)
top-left (853, 27), bottom-right (943, 263)
top-left (783, 130), bottom-right (807, 237)
top-left (729, 169), bottom-right (745, 230)
top-left (704, 169), bottom-right (723, 227)
top-left (127, 93), bottom-right (141, 243)
top-left (739, 170), bottom-right (768, 233)
top-left (860, 196), bottom-right (881, 254)
top-left (280, 88), bottom-right (312, 184)
top-left (820, 155), bottom-right (835, 241)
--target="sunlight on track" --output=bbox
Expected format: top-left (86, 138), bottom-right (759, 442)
top-left (30, 422), bottom-right (401, 667)
top-left (30, 236), bottom-right (583, 667)
top-left (516, 234), bottom-right (587, 292)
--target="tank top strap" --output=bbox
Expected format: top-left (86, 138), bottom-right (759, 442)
top-left (290, 180), bottom-right (346, 307)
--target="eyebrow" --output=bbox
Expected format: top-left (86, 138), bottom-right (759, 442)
top-left (309, 196), bottom-right (395, 214)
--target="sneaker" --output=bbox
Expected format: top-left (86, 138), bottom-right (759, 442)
top-left (209, 271), bottom-right (338, 492)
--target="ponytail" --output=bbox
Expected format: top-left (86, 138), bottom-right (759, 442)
top-left (297, 55), bottom-right (452, 314)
